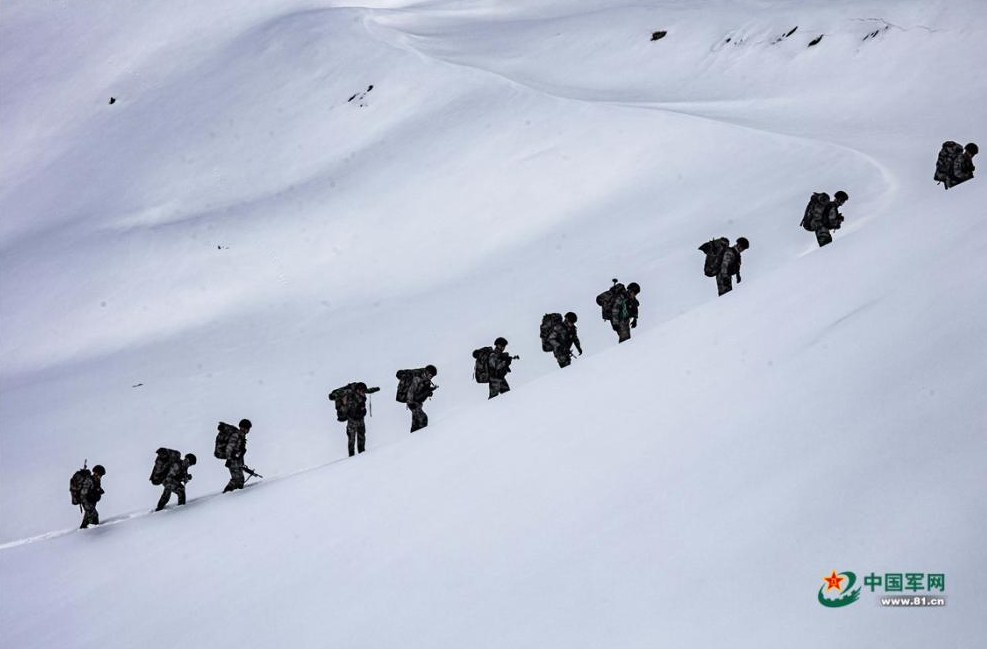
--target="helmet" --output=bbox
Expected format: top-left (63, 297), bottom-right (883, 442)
top-left (354, 382), bottom-right (368, 392)
top-left (834, 190), bottom-right (849, 202)
top-left (736, 237), bottom-right (750, 250)
top-left (627, 282), bottom-right (640, 294)
top-left (92, 465), bottom-right (106, 476)
top-left (966, 142), bottom-right (979, 155)
top-left (239, 418), bottom-right (252, 430)
top-left (494, 337), bottom-right (508, 347)
top-left (564, 311), bottom-right (577, 323)
top-left (425, 364), bottom-right (437, 376)
top-left (185, 453), bottom-right (197, 465)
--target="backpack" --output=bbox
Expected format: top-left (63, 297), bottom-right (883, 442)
top-left (70, 468), bottom-right (93, 505)
top-left (150, 448), bottom-right (182, 485)
top-left (698, 238), bottom-right (730, 277)
top-left (540, 313), bottom-right (564, 352)
top-left (472, 347), bottom-right (493, 383)
top-left (595, 282), bottom-right (626, 321)
top-left (935, 141), bottom-right (963, 183)
top-left (800, 193), bottom-right (830, 231)
top-left (214, 422), bottom-right (238, 459)
top-left (329, 383), bottom-right (366, 420)
top-left (395, 368), bottom-right (432, 403)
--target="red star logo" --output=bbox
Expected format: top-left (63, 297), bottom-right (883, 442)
top-left (823, 570), bottom-right (845, 592)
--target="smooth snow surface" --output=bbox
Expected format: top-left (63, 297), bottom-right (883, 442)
top-left (1, 0), bottom-right (985, 647)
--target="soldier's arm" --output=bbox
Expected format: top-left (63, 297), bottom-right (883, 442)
top-left (407, 376), bottom-right (421, 402)
top-left (573, 330), bottom-right (583, 354)
top-left (225, 433), bottom-right (240, 460)
top-left (953, 154), bottom-right (971, 180)
top-left (719, 250), bottom-right (733, 278)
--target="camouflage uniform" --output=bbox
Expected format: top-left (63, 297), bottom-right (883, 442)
top-left (717, 247), bottom-right (742, 296)
top-left (950, 152), bottom-right (975, 187)
top-left (813, 203), bottom-right (844, 248)
top-left (347, 417), bottom-right (367, 456)
top-left (548, 321), bottom-right (581, 367)
top-left (610, 293), bottom-right (639, 343)
top-left (488, 350), bottom-right (513, 399)
top-left (406, 373), bottom-right (433, 432)
top-left (223, 428), bottom-right (247, 492)
top-left (79, 475), bottom-right (103, 528)
top-left (156, 459), bottom-right (191, 511)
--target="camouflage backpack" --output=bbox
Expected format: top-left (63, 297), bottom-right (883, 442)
top-left (150, 448), bottom-right (182, 485)
top-left (800, 193), bottom-right (830, 231)
top-left (595, 281), bottom-right (627, 321)
top-left (698, 238), bottom-right (730, 277)
top-left (935, 141), bottom-right (963, 184)
top-left (472, 347), bottom-right (493, 383)
top-left (214, 422), bottom-right (238, 459)
top-left (540, 313), bottom-right (564, 352)
top-left (329, 383), bottom-right (370, 420)
top-left (395, 368), bottom-right (432, 403)
top-left (69, 467), bottom-right (94, 505)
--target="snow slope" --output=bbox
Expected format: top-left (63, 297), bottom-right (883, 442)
top-left (1, 0), bottom-right (985, 646)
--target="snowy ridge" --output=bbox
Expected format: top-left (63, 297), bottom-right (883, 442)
top-left (1, 1), bottom-right (986, 647)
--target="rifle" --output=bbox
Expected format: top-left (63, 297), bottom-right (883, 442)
top-left (244, 467), bottom-right (264, 483)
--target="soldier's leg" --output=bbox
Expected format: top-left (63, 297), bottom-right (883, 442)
top-left (156, 486), bottom-right (173, 511)
top-left (815, 227), bottom-right (832, 247)
top-left (409, 403), bottom-right (427, 432)
top-left (617, 321), bottom-right (631, 343)
top-left (80, 504), bottom-right (92, 528)
top-left (717, 275), bottom-right (732, 296)
top-left (488, 379), bottom-right (499, 399)
top-left (555, 349), bottom-right (571, 367)
top-left (81, 502), bottom-right (99, 528)
top-left (356, 420), bottom-right (367, 454)
top-left (347, 420), bottom-right (357, 457)
top-left (175, 483), bottom-right (186, 506)
top-left (224, 463), bottom-right (245, 492)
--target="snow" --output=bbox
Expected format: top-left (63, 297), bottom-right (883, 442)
top-left (1, 0), bottom-right (985, 646)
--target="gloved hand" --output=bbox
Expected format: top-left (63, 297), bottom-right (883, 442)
top-left (631, 318), bottom-right (637, 329)
top-left (737, 273), bottom-right (742, 283)
top-left (575, 345), bottom-right (583, 356)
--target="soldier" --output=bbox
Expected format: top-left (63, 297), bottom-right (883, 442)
top-left (548, 312), bottom-right (582, 367)
top-left (72, 464), bottom-right (105, 529)
top-left (223, 419), bottom-right (253, 493)
top-left (611, 283), bottom-right (640, 343)
top-left (950, 142), bottom-right (978, 188)
top-left (406, 366), bottom-right (437, 433)
top-left (156, 453), bottom-right (196, 511)
top-left (488, 337), bottom-right (516, 399)
top-left (806, 191), bottom-right (848, 247)
top-left (330, 382), bottom-right (380, 456)
top-left (716, 238), bottom-right (749, 296)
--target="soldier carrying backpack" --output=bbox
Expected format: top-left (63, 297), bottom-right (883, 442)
top-left (150, 448), bottom-right (197, 511)
top-left (540, 312), bottom-right (582, 367)
top-left (396, 365), bottom-right (438, 432)
top-left (935, 141), bottom-right (978, 189)
top-left (596, 280), bottom-right (640, 343)
top-left (474, 338), bottom-right (518, 399)
top-left (329, 382), bottom-right (380, 456)
top-left (69, 462), bottom-right (106, 529)
top-left (800, 191), bottom-right (848, 247)
top-left (215, 419), bottom-right (257, 492)
top-left (700, 237), bottom-right (748, 296)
